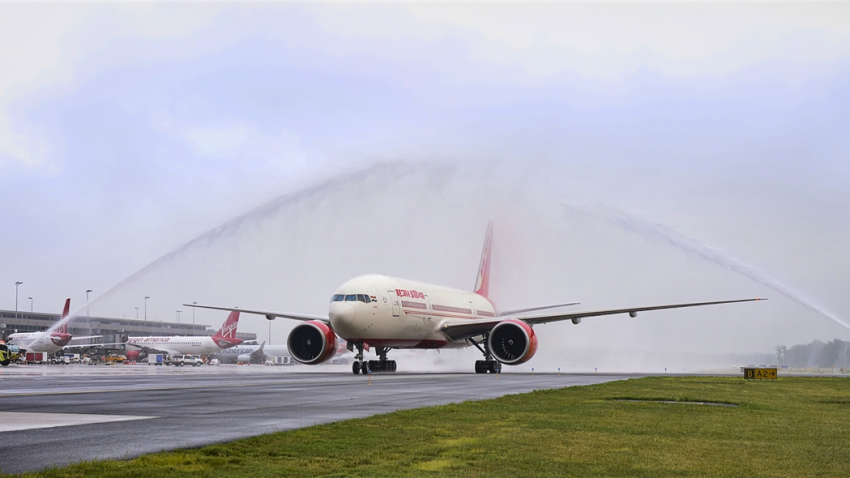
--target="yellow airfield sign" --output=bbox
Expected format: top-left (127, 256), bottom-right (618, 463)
top-left (744, 368), bottom-right (778, 380)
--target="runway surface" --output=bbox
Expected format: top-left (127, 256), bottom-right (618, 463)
top-left (0, 365), bottom-right (636, 474)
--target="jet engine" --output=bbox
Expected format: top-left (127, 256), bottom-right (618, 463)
top-left (126, 350), bottom-right (144, 362)
top-left (487, 319), bottom-right (538, 365)
top-left (287, 320), bottom-right (339, 365)
top-left (237, 354), bottom-right (253, 364)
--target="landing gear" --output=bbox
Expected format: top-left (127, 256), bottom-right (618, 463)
top-left (368, 360), bottom-right (397, 372)
top-left (469, 336), bottom-right (502, 374)
top-left (370, 346), bottom-right (397, 373)
top-left (351, 344), bottom-right (398, 374)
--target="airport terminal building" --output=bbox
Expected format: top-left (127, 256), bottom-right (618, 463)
top-left (0, 308), bottom-right (256, 345)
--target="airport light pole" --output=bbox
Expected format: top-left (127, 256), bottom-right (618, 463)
top-left (28, 297), bottom-right (33, 313)
top-left (135, 307), bottom-right (139, 319)
top-left (176, 310), bottom-right (182, 324)
top-left (192, 302), bottom-right (197, 328)
top-left (14, 281), bottom-right (22, 320)
top-left (144, 296), bottom-right (150, 327)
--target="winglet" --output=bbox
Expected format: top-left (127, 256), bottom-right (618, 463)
top-left (56, 298), bottom-right (71, 334)
top-left (474, 221), bottom-right (494, 298)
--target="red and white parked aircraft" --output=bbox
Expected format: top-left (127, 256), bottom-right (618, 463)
top-left (188, 222), bottom-right (765, 374)
top-left (124, 311), bottom-right (243, 361)
top-left (7, 299), bottom-right (99, 354)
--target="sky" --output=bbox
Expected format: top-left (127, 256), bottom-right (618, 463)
top-left (1, 3), bottom-right (849, 370)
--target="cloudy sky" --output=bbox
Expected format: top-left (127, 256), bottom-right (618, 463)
top-left (1, 3), bottom-right (848, 367)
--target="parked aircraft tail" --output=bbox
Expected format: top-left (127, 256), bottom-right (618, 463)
top-left (56, 299), bottom-right (71, 334)
top-left (212, 311), bottom-right (243, 348)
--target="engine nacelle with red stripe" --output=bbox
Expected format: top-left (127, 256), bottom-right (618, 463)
top-left (487, 319), bottom-right (538, 365)
top-left (287, 320), bottom-right (339, 365)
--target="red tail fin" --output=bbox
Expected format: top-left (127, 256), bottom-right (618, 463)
top-left (212, 311), bottom-right (242, 348)
top-left (474, 221), bottom-right (493, 298)
top-left (56, 298), bottom-right (71, 334)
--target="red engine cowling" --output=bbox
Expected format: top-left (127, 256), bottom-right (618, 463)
top-left (287, 320), bottom-right (339, 365)
top-left (487, 319), bottom-right (538, 365)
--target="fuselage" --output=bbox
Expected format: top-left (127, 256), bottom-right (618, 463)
top-left (7, 331), bottom-right (71, 353)
top-left (328, 274), bottom-right (495, 349)
top-left (127, 336), bottom-right (229, 355)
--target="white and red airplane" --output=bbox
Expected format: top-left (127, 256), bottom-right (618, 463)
top-left (124, 311), bottom-right (243, 361)
top-left (187, 222), bottom-right (765, 374)
top-left (7, 299), bottom-right (99, 354)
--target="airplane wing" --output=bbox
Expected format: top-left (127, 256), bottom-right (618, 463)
top-left (69, 335), bottom-right (102, 341)
top-left (184, 304), bottom-right (327, 323)
top-left (497, 302), bottom-right (580, 317)
top-left (441, 298), bottom-right (766, 341)
top-left (124, 342), bottom-right (179, 356)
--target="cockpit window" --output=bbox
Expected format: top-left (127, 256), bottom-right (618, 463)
top-left (357, 294), bottom-right (369, 303)
top-left (331, 294), bottom-right (344, 302)
top-left (345, 294), bottom-right (357, 301)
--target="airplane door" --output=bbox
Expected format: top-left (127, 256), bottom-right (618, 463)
top-left (425, 295), bottom-right (432, 320)
top-left (388, 290), bottom-right (400, 317)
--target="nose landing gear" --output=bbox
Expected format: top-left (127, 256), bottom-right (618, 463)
top-left (468, 336), bottom-right (501, 374)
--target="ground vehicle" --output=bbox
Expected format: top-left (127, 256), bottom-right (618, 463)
top-left (105, 355), bottom-right (126, 365)
top-left (264, 356), bottom-right (290, 366)
top-left (209, 358), bottom-right (220, 366)
top-left (148, 354), bottom-right (165, 366)
top-left (63, 353), bottom-right (81, 364)
top-left (169, 354), bottom-right (203, 367)
top-left (26, 352), bottom-right (49, 364)
top-left (0, 344), bottom-right (23, 366)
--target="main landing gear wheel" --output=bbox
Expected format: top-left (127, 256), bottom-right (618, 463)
top-left (470, 335), bottom-right (501, 374)
top-left (367, 360), bottom-right (397, 373)
top-left (352, 362), bottom-right (361, 375)
top-left (361, 361), bottom-right (369, 374)
top-left (474, 360), bottom-right (501, 374)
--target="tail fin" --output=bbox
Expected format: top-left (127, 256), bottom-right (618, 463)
top-left (56, 299), bottom-right (71, 334)
top-left (473, 221), bottom-right (493, 298)
top-left (212, 311), bottom-right (242, 347)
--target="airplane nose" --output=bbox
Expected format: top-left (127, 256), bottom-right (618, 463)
top-left (329, 302), bottom-right (355, 330)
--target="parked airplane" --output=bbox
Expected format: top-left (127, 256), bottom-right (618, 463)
top-left (7, 299), bottom-right (100, 355)
top-left (215, 339), bottom-right (348, 364)
top-left (215, 341), bottom-right (278, 364)
top-left (124, 310), bottom-right (243, 361)
top-left (187, 221), bottom-right (765, 374)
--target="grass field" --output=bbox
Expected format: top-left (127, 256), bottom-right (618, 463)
top-left (17, 376), bottom-right (850, 477)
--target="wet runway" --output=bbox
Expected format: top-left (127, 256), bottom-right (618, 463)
top-left (0, 365), bottom-right (636, 474)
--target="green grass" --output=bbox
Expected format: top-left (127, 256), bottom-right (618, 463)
top-left (14, 377), bottom-right (850, 477)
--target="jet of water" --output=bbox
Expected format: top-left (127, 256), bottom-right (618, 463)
top-left (583, 204), bottom-right (850, 331)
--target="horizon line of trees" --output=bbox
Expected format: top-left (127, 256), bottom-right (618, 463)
top-left (776, 339), bottom-right (850, 368)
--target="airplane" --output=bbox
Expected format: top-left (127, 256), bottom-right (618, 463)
top-left (6, 299), bottom-right (100, 355)
top-left (187, 221), bottom-right (766, 374)
top-left (123, 310), bottom-right (243, 362)
top-left (215, 341), bottom-right (276, 364)
top-left (215, 338), bottom-right (349, 364)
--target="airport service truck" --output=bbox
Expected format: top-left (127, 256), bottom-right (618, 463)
top-left (148, 354), bottom-right (165, 366)
top-left (63, 353), bottom-right (80, 364)
top-left (265, 356), bottom-right (291, 366)
top-left (26, 352), bottom-right (48, 364)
